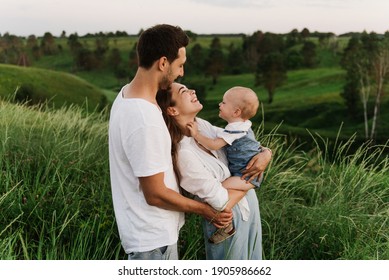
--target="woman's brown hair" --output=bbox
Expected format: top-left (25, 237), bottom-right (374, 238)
top-left (156, 87), bottom-right (184, 181)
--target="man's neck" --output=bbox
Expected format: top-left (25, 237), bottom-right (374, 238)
top-left (123, 68), bottom-right (159, 104)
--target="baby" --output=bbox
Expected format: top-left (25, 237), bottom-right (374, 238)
top-left (188, 86), bottom-right (265, 244)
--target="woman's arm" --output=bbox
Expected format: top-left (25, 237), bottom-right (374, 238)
top-left (241, 147), bottom-right (272, 182)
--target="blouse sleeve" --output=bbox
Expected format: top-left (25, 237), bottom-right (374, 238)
top-left (177, 148), bottom-right (229, 211)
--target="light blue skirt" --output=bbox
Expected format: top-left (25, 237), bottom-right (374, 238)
top-left (202, 189), bottom-right (262, 260)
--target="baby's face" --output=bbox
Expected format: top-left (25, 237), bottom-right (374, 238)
top-left (218, 91), bottom-right (238, 122)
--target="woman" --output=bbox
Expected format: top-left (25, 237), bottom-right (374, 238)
top-left (156, 82), bottom-right (272, 259)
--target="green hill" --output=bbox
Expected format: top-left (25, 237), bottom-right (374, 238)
top-left (0, 64), bottom-right (108, 111)
top-left (194, 68), bottom-right (389, 146)
top-left (1, 34), bottom-right (388, 146)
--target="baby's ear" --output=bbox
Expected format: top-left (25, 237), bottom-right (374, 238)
top-left (167, 106), bottom-right (179, 116)
top-left (233, 108), bottom-right (242, 117)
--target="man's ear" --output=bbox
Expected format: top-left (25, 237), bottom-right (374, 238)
top-left (158, 57), bottom-right (168, 71)
top-left (167, 106), bottom-right (178, 116)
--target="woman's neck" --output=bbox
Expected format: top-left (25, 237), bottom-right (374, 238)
top-left (175, 114), bottom-right (197, 137)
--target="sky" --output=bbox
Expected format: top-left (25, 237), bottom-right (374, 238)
top-left (1, 0), bottom-right (389, 37)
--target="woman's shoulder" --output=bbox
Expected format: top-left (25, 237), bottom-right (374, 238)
top-left (177, 137), bottom-right (200, 162)
top-left (178, 136), bottom-right (196, 151)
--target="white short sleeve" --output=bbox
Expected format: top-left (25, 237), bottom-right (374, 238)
top-left (126, 125), bottom-right (170, 177)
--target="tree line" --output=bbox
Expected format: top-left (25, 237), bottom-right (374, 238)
top-left (1, 28), bottom-right (388, 141)
top-left (0, 28), bottom-right (334, 95)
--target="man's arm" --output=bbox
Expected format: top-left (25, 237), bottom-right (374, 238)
top-left (139, 172), bottom-right (232, 228)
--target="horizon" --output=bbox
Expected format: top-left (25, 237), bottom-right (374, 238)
top-left (1, 28), bottom-right (387, 38)
top-left (2, 0), bottom-right (389, 38)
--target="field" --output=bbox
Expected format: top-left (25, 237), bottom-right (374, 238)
top-left (0, 64), bottom-right (108, 111)
top-left (1, 34), bottom-right (389, 260)
top-left (1, 100), bottom-right (388, 259)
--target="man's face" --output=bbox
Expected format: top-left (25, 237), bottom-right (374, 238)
top-left (160, 47), bottom-right (186, 90)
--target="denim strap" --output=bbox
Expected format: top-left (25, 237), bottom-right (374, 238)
top-left (223, 129), bottom-right (247, 134)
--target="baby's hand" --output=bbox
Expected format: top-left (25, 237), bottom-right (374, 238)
top-left (187, 121), bottom-right (199, 137)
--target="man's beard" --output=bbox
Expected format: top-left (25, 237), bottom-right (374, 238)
top-left (159, 68), bottom-right (175, 90)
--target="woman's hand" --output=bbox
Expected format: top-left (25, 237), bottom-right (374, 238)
top-left (241, 147), bottom-right (272, 182)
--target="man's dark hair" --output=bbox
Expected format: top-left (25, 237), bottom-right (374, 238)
top-left (137, 24), bottom-right (189, 69)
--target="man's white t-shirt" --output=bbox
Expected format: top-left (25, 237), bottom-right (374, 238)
top-left (108, 88), bottom-right (184, 253)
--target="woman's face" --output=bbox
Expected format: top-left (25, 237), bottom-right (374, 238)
top-left (170, 82), bottom-right (203, 116)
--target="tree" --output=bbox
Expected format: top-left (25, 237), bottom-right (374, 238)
top-left (187, 43), bottom-right (204, 75)
top-left (128, 42), bottom-right (138, 79)
top-left (107, 47), bottom-right (122, 71)
top-left (257, 32), bottom-right (284, 55)
top-left (0, 33), bottom-right (24, 64)
top-left (67, 33), bottom-right (83, 70)
top-left (340, 32), bottom-right (389, 141)
top-left (256, 52), bottom-right (287, 104)
top-left (285, 29), bottom-right (301, 48)
top-left (301, 41), bottom-right (317, 68)
top-left (94, 37), bottom-right (109, 68)
top-left (41, 32), bottom-right (57, 55)
top-left (226, 43), bottom-right (246, 74)
top-left (301, 28), bottom-right (310, 41)
top-left (27, 35), bottom-right (41, 60)
top-left (242, 31), bottom-right (264, 72)
top-left (370, 41), bottom-right (389, 140)
top-left (340, 36), bottom-right (362, 118)
top-left (285, 49), bottom-right (303, 69)
top-left (95, 37), bottom-right (109, 56)
top-left (205, 37), bottom-right (225, 84)
top-left (75, 47), bottom-right (97, 70)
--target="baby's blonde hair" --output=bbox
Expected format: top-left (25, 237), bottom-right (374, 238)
top-left (225, 87), bottom-right (259, 120)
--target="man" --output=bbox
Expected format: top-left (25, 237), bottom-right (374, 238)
top-left (108, 24), bottom-right (232, 260)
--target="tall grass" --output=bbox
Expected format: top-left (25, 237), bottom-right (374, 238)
top-left (259, 126), bottom-right (389, 259)
top-left (1, 100), bottom-right (388, 260)
top-left (0, 100), bottom-right (122, 259)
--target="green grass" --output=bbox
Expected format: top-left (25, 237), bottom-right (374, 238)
top-left (1, 100), bottom-right (388, 260)
top-left (0, 64), bottom-right (108, 111)
top-left (0, 100), bottom-right (122, 259)
top-left (2, 34), bottom-right (388, 260)
top-left (259, 129), bottom-right (389, 259)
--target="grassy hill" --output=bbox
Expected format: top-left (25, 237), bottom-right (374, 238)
top-left (2, 34), bottom-right (388, 145)
top-left (192, 67), bottom-right (389, 147)
top-left (1, 98), bottom-right (388, 260)
top-left (0, 64), bottom-right (108, 111)
top-left (1, 34), bottom-right (388, 260)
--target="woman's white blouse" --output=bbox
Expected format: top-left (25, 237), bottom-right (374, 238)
top-left (177, 118), bottom-right (250, 218)
top-left (178, 135), bottom-right (230, 211)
